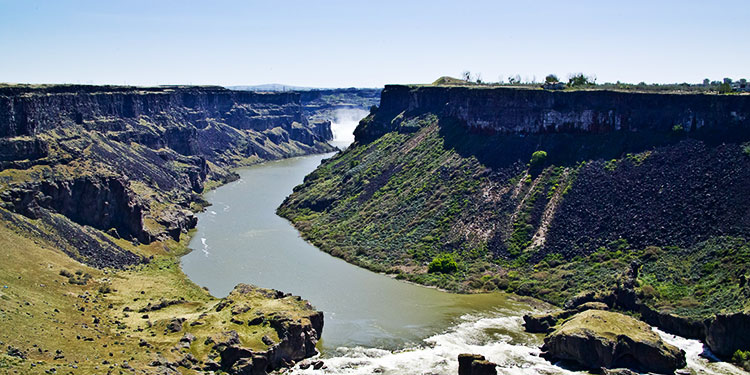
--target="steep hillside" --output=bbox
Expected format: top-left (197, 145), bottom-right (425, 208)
top-left (279, 85), bottom-right (750, 349)
top-left (0, 84), bottom-right (329, 374)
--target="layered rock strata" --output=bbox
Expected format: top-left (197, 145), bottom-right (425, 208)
top-left (0, 84), bottom-right (334, 267)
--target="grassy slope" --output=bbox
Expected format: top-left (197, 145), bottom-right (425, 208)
top-left (0, 214), bottom-right (318, 374)
top-left (0, 126), bottom-right (326, 373)
top-left (278, 113), bottom-right (750, 319)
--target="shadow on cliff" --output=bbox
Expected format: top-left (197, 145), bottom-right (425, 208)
top-left (437, 116), bottom-right (750, 169)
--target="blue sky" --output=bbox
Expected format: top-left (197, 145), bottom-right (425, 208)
top-left (0, 0), bottom-right (748, 87)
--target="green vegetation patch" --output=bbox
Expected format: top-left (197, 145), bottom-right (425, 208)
top-left (428, 253), bottom-right (459, 274)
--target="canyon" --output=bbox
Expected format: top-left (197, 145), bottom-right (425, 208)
top-left (1, 82), bottom-right (749, 374)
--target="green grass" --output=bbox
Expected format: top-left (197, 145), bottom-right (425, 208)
top-left (0, 208), bottom-right (320, 374)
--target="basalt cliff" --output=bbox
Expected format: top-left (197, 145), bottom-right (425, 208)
top-left (279, 85), bottom-right (750, 362)
top-left (0, 85), bottom-right (335, 263)
top-left (0, 84), bottom-right (329, 374)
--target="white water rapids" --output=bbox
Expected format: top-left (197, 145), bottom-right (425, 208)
top-left (291, 313), bottom-right (748, 375)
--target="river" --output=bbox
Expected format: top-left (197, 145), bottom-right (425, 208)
top-left (181, 114), bottom-right (745, 374)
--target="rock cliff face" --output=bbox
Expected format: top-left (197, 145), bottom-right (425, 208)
top-left (0, 85), bottom-right (332, 164)
top-left (2, 176), bottom-right (148, 241)
top-left (705, 312), bottom-right (750, 357)
top-left (360, 85), bottom-right (750, 140)
top-left (0, 84), bottom-right (335, 267)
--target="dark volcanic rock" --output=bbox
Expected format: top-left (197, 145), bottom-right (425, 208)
top-left (0, 138), bottom-right (47, 162)
top-left (705, 312), bottom-right (750, 357)
top-left (363, 85), bottom-right (750, 140)
top-left (166, 318), bottom-right (185, 333)
top-left (470, 360), bottom-right (497, 375)
top-left (458, 353), bottom-right (485, 375)
top-left (4, 176), bottom-right (150, 242)
top-left (545, 140), bottom-right (750, 258)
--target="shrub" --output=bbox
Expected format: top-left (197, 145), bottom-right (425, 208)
top-left (530, 151), bottom-right (548, 168)
top-left (641, 284), bottom-right (660, 299)
top-left (642, 246), bottom-right (662, 260)
top-left (543, 253), bottom-right (564, 267)
top-left (567, 73), bottom-right (596, 87)
top-left (428, 253), bottom-right (458, 274)
top-left (732, 350), bottom-right (750, 367)
top-left (98, 284), bottom-right (113, 294)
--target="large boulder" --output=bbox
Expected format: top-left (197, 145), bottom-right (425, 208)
top-left (541, 310), bottom-right (686, 374)
top-left (523, 302), bottom-right (609, 333)
top-left (457, 354), bottom-right (496, 375)
top-left (458, 354), bottom-right (485, 375)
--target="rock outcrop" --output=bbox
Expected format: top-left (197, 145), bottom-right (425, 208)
top-left (457, 354), bottom-right (497, 375)
top-left (705, 312), bottom-right (750, 357)
top-left (540, 310), bottom-right (686, 374)
top-left (2, 176), bottom-right (151, 242)
top-left (210, 284), bottom-right (324, 375)
top-left (523, 302), bottom-right (609, 333)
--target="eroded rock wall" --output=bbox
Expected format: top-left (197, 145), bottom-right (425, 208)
top-left (0, 84), bottom-right (335, 267)
top-left (357, 85), bottom-right (750, 141)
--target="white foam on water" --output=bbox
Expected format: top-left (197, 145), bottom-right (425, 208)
top-left (655, 328), bottom-right (749, 375)
top-left (289, 313), bottom-right (748, 375)
top-left (199, 237), bottom-right (210, 257)
top-left (290, 313), bottom-right (579, 375)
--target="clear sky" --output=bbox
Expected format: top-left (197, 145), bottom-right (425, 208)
top-left (1, 0), bottom-right (748, 88)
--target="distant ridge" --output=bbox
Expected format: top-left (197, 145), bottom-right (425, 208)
top-left (228, 83), bottom-right (318, 92)
top-left (228, 84), bottom-right (381, 92)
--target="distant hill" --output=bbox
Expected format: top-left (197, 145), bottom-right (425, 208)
top-left (227, 83), bottom-right (319, 92)
top-left (228, 84), bottom-right (382, 92)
